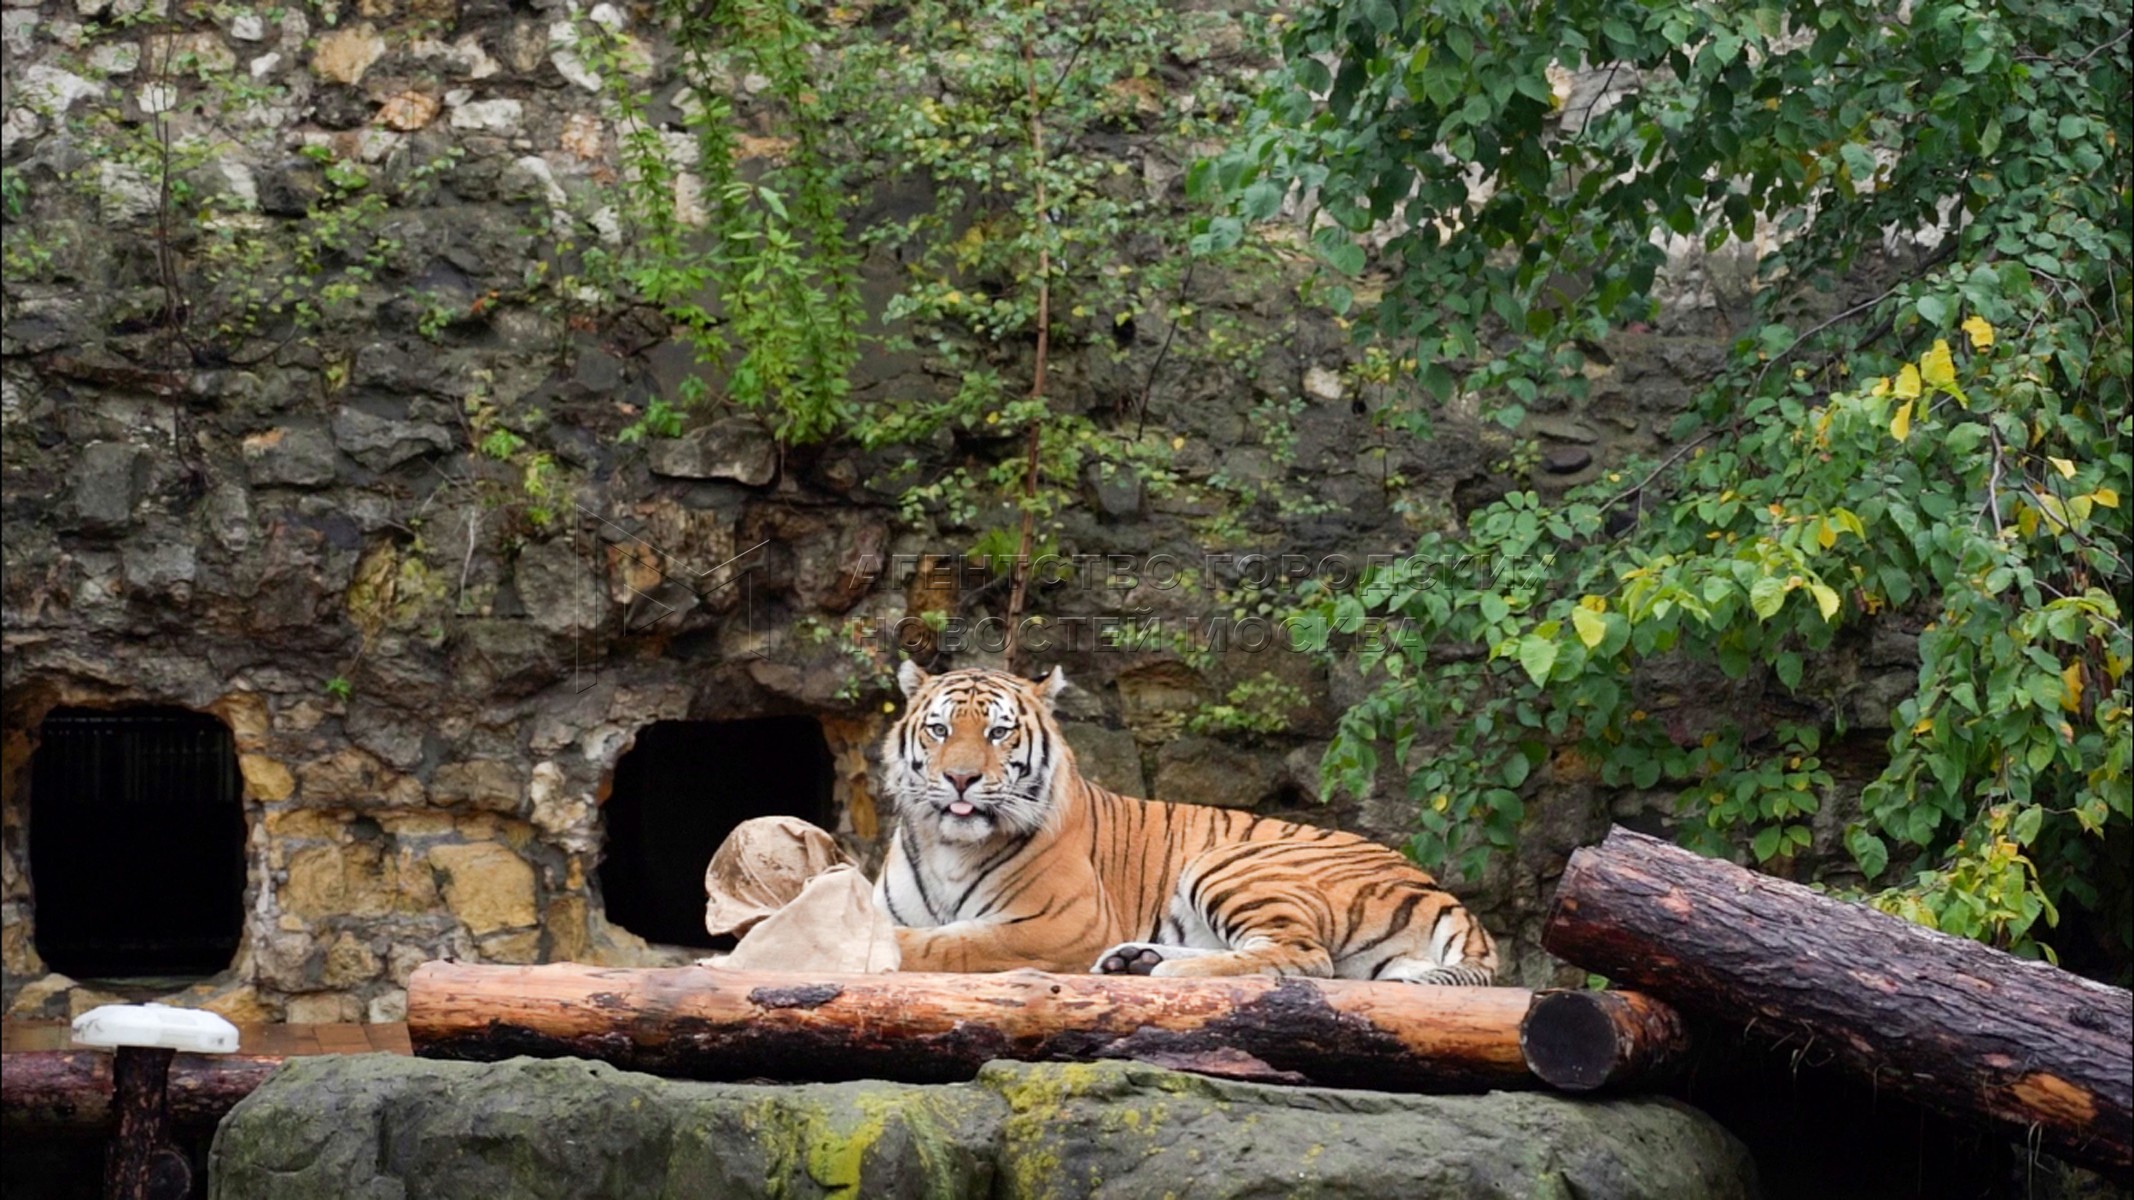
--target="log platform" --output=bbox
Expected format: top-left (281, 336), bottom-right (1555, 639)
top-left (406, 962), bottom-right (1688, 1095)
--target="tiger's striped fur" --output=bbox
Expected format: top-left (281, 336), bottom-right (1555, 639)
top-left (877, 664), bottom-right (1498, 984)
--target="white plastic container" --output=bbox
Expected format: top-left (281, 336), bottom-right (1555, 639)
top-left (71, 1003), bottom-right (241, 1053)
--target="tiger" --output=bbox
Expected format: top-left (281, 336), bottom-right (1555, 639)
top-left (876, 663), bottom-right (1499, 985)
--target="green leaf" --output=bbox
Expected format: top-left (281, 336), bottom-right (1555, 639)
top-left (1241, 181), bottom-right (1284, 221)
top-left (1516, 635), bottom-right (1559, 686)
top-left (1774, 651), bottom-right (1803, 690)
top-left (1357, 0), bottom-right (1398, 34)
top-left (1572, 606), bottom-right (1607, 649)
top-left (1752, 826), bottom-right (1783, 861)
top-left (2010, 805), bottom-right (2044, 846)
top-left (1502, 753), bottom-right (1531, 788)
top-left (1847, 828), bottom-right (1890, 877)
top-left (1749, 576), bottom-right (1787, 620)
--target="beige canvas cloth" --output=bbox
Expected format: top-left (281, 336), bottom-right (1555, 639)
top-left (699, 815), bottom-right (900, 973)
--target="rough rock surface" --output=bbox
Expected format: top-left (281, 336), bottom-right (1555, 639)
top-left (210, 1056), bottom-right (1759, 1200)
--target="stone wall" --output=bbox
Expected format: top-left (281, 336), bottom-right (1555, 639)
top-left (0, 0), bottom-right (1867, 1017)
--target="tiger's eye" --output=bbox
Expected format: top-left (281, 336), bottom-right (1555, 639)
top-left (926, 723), bottom-right (948, 740)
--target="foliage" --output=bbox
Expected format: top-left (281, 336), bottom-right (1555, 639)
top-left (825, 0), bottom-right (1272, 551)
top-left (1189, 673), bottom-right (1312, 737)
top-left (1236, 0), bottom-right (2134, 960)
top-left (588, 0), bottom-right (1299, 560)
top-left (0, 20), bottom-right (452, 360)
top-left (580, 0), bottom-right (863, 446)
top-left (464, 376), bottom-right (571, 531)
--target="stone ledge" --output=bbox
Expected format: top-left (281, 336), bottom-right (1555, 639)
top-left (210, 1055), bottom-right (1758, 1199)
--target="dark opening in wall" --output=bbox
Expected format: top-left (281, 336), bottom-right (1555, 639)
top-left (29, 707), bottom-right (246, 980)
top-left (598, 716), bottom-right (836, 948)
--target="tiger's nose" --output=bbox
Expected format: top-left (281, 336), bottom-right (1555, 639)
top-left (943, 771), bottom-right (980, 796)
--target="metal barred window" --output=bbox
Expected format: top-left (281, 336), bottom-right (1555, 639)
top-left (29, 708), bottom-right (246, 980)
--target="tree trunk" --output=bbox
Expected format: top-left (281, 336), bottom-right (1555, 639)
top-left (1, 1051), bottom-right (283, 1132)
top-left (1519, 989), bottom-right (1689, 1092)
top-left (1543, 826), bottom-right (2133, 1177)
top-left (409, 963), bottom-right (1582, 1092)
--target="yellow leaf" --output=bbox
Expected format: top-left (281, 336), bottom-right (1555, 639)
top-left (1869, 376), bottom-right (1891, 398)
top-left (2093, 487), bottom-right (2120, 508)
top-left (1921, 339), bottom-right (1955, 388)
top-left (1961, 315), bottom-right (1995, 350)
top-left (2061, 662), bottom-right (2084, 713)
top-left (1912, 717), bottom-right (1934, 735)
top-left (1816, 518), bottom-right (1836, 550)
top-left (1893, 364), bottom-right (1922, 399)
top-left (1572, 606), bottom-right (1607, 649)
top-left (2017, 503), bottom-right (2039, 538)
top-left (1809, 582), bottom-right (1841, 621)
top-left (1579, 594), bottom-right (1608, 614)
top-left (1170, 436), bottom-right (1186, 450)
top-left (2047, 456), bottom-right (2076, 478)
top-left (1890, 400), bottom-right (1914, 442)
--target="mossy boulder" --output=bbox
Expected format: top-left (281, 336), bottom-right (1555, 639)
top-left (209, 1056), bottom-right (1758, 1199)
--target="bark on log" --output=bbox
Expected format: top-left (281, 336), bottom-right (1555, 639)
top-left (1519, 989), bottom-right (1689, 1092)
top-left (105, 1046), bottom-right (188, 1200)
top-left (0, 1052), bottom-right (284, 1131)
top-left (1544, 826), bottom-right (2133, 1176)
top-left (409, 962), bottom-right (1558, 1092)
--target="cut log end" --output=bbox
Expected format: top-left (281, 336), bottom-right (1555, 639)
top-left (1520, 988), bottom-right (1688, 1093)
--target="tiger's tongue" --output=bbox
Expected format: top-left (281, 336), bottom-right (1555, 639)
top-left (949, 801), bottom-right (976, 817)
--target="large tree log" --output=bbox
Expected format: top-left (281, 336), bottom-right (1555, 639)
top-left (0, 1051), bottom-right (284, 1131)
top-left (410, 963), bottom-right (1682, 1094)
top-left (1544, 826), bottom-right (2133, 1176)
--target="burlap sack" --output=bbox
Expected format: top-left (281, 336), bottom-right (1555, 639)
top-left (702, 815), bottom-right (854, 937)
top-left (700, 815), bottom-right (900, 973)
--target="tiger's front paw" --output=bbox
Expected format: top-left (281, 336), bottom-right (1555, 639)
top-left (1091, 943), bottom-right (1167, 975)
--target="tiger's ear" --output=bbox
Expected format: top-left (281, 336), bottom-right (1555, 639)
top-left (897, 660), bottom-right (931, 699)
top-left (1036, 665), bottom-right (1069, 706)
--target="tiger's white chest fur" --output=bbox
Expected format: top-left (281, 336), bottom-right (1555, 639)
top-left (875, 825), bottom-right (1037, 929)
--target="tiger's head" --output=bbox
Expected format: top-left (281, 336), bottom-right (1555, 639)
top-left (884, 663), bottom-right (1072, 846)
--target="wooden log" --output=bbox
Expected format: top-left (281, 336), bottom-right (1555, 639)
top-left (105, 1046), bottom-right (188, 1200)
top-left (1544, 826), bottom-right (2134, 1176)
top-left (1, 1052), bottom-right (284, 1132)
top-left (1519, 989), bottom-right (1689, 1092)
top-left (409, 962), bottom-right (1555, 1092)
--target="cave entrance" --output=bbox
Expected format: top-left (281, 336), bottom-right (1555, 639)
top-left (598, 716), bottom-right (836, 948)
top-left (29, 707), bottom-right (247, 981)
